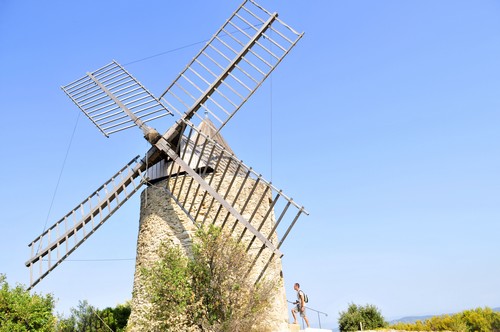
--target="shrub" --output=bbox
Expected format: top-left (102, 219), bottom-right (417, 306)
top-left (140, 225), bottom-right (277, 332)
top-left (388, 307), bottom-right (500, 332)
top-left (338, 303), bottom-right (387, 331)
top-left (0, 274), bottom-right (55, 332)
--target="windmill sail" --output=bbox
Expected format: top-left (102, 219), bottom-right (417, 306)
top-left (151, 119), bottom-right (308, 282)
top-left (159, 0), bottom-right (303, 133)
top-left (61, 61), bottom-right (173, 138)
top-left (60, 0), bottom-right (303, 148)
top-left (25, 156), bottom-right (146, 289)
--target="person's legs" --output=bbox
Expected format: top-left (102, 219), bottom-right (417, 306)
top-left (291, 307), bottom-right (298, 324)
top-left (301, 308), bottom-right (310, 328)
top-left (303, 314), bottom-right (310, 328)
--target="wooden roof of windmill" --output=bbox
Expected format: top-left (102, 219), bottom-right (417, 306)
top-left (195, 116), bottom-right (235, 155)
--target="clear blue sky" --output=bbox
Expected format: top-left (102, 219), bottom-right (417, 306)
top-left (1, 1), bottom-right (500, 329)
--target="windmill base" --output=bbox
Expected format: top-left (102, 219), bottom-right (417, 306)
top-left (127, 177), bottom-right (290, 331)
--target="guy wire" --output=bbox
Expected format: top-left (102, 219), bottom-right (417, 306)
top-left (37, 111), bottom-right (81, 255)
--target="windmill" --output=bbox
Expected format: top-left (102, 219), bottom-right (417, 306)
top-left (26, 0), bottom-right (307, 328)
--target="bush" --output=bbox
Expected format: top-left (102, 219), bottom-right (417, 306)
top-left (461, 307), bottom-right (500, 332)
top-left (140, 225), bottom-right (277, 332)
top-left (389, 307), bottom-right (500, 332)
top-left (0, 274), bottom-right (55, 332)
top-left (338, 303), bottom-right (387, 331)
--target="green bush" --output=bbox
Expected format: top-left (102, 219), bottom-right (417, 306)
top-left (461, 307), bottom-right (500, 332)
top-left (338, 303), bottom-right (387, 331)
top-left (139, 225), bottom-right (277, 332)
top-left (0, 274), bottom-right (55, 332)
top-left (389, 307), bottom-right (500, 332)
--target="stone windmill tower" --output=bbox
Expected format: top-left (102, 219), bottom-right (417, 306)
top-left (26, 1), bottom-right (307, 330)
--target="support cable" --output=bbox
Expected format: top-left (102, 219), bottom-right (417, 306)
top-left (37, 111), bottom-right (81, 255)
top-left (269, 30), bottom-right (274, 182)
top-left (124, 24), bottom-right (263, 66)
top-left (270, 56), bottom-right (273, 182)
top-left (90, 305), bottom-right (114, 332)
top-left (124, 40), bottom-right (208, 66)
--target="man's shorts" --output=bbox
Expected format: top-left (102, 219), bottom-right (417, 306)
top-left (294, 304), bottom-right (306, 318)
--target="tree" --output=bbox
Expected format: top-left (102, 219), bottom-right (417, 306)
top-left (56, 300), bottom-right (95, 332)
top-left (140, 244), bottom-right (197, 331)
top-left (338, 303), bottom-right (387, 332)
top-left (0, 274), bottom-right (55, 332)
top-left (106, 302), bottom-right (131, 331)
top-left (140, 225), bottom-right (277, 332)
top-left (56, 300), bottom-right (131, 332)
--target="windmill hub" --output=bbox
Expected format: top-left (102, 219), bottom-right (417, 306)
top-left (143, 128), bottom-right (161, 145)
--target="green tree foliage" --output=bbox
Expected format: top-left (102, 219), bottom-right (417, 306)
top-left (140, 244), bottom-right (197, 331)
top-left (56, 300), bottom-right (130, 332)
top-left (389, 307), bottom-right (500, 332)
top-left (0, 274), bottom-right (55, 332)
top-left (106, 302), bottom-right (131, 331)
top-left (139, 225), bottom-right (277, 332)
top-left (338, 303), bottom-right (387, 332)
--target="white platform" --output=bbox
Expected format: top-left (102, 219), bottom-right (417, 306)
top-left (288, 323), bottom-right (332, 332)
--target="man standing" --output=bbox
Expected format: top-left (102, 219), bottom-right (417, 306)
top-left (291, 282), bottom-right (310, 328)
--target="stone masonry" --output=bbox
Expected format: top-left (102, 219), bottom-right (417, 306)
top-left (127, 173), bottom-right (290, 331)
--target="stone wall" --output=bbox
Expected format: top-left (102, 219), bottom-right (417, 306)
top-left (127, 174), bottom-right (290, 331)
